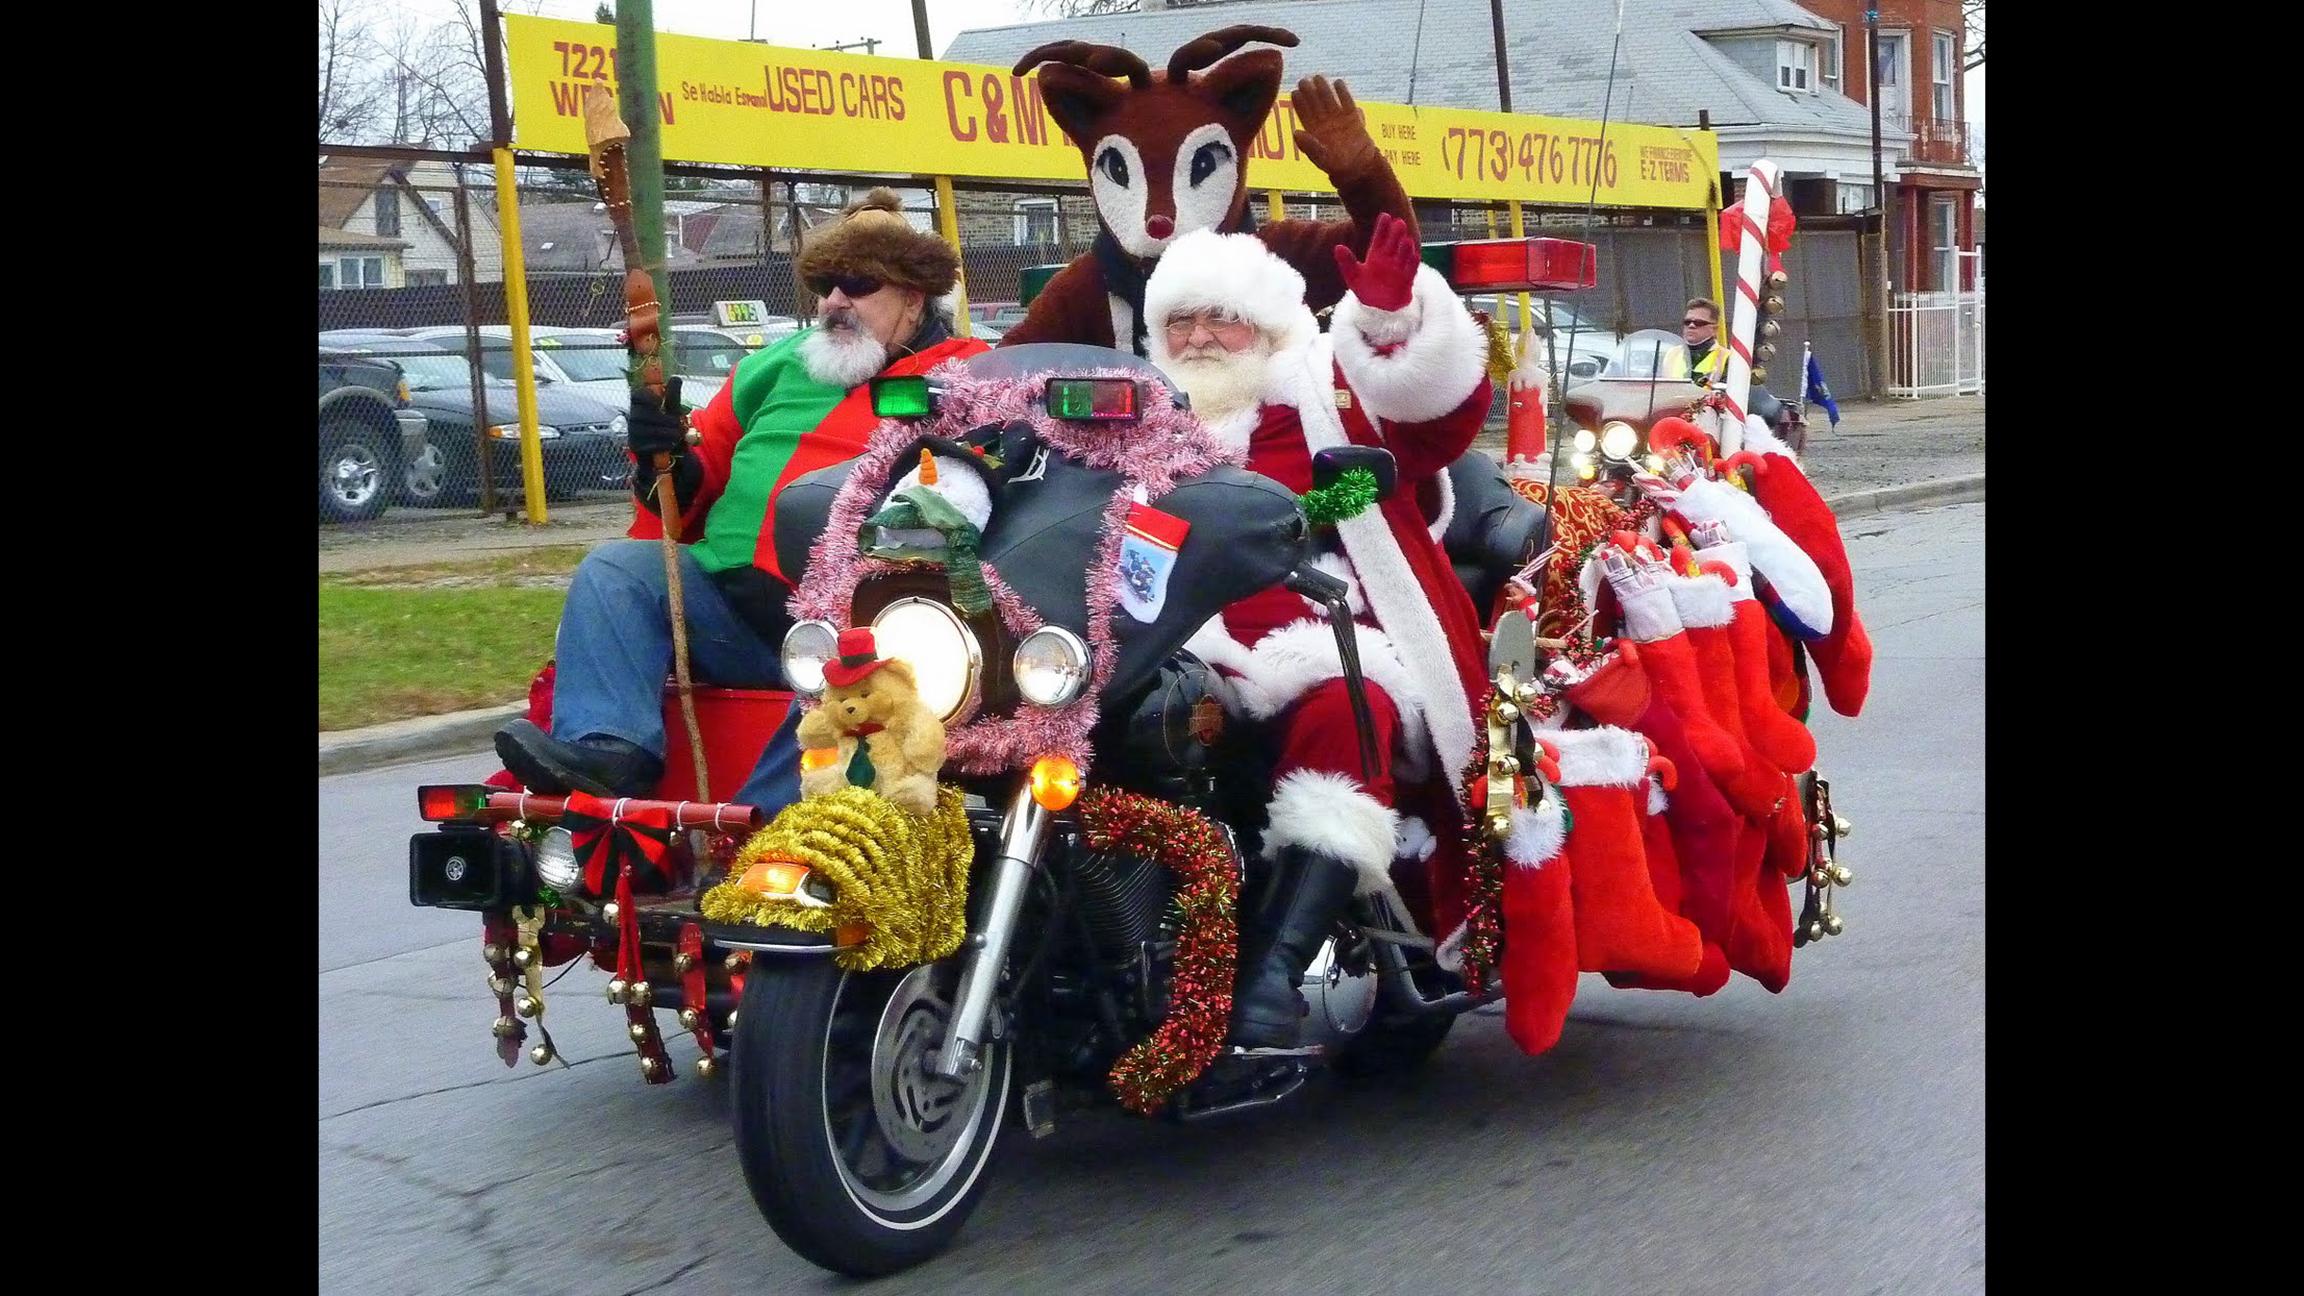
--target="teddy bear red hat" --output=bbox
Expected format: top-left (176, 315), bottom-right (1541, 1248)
top-left (821, 627), bottom-right (893, 688)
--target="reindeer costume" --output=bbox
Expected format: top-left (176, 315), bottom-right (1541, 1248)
top-left (1001, 26), bottom-right (1417, 356)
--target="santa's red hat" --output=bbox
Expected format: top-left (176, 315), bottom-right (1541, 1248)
top-left (820, 627), bottom-right (893, 688)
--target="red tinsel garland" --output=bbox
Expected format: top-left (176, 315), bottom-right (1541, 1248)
top-left (1455, 691), bottom-right (1508, 991)
top-left (1076, 787), bottom-right (1240, 1115)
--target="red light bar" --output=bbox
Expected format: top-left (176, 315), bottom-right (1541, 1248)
top-left (1446, 238), bottom-right (1599, 294)
top-left (418, 784), bottom-right (494, 823)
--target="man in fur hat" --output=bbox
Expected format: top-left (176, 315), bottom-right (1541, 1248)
top-left (496, 189), bottom-right (987, 804)
top-left (1147, 214), bottom-right (1496, 1047)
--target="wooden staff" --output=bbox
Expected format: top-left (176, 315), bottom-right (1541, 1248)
top-left (582, 82), bottom-right (709, 800)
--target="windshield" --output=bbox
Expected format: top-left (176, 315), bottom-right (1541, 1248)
top-left (672, 331), bottom-right (744, 378)
top-left (533, 335), bottom-right (631, 381)
top-left (389, 354), bottom-right (483, 392)
top-left (1608, 329), bottom-right (1693, 380)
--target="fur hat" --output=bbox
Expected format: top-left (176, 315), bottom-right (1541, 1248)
top-left (796, 188), bottom-right (960, 298)
top-left (1144, 228), bottom-right (1320, 368)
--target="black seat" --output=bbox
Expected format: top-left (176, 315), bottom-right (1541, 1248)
top-left (1439, 449), bottom-right (1548, 619)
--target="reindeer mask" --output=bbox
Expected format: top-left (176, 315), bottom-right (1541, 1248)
top-left (1017, 26), bottom-right (1296, 261)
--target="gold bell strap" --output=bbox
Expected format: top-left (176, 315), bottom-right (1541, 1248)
top-left (481, 914), bottom-right (526, 1068)
top-left (677, 922), bottom-right (718, 1077)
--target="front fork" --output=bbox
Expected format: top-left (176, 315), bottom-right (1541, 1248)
top-left (931, 780), bottom-right (1049, 1079)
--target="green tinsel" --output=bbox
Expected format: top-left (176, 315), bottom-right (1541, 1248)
top-left (1298, 467), bottom-right (1380, 527)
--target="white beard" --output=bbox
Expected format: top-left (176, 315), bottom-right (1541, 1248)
top-left (799, 325), bottom-right (890, 389)
top-left (1167, 341), bottom-right (1272, 438)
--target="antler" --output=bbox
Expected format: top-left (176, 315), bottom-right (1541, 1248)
top-left (1012, 40), bottom-right (1152, 89)
top-left (1166, 25), bottom-right (1298, 81)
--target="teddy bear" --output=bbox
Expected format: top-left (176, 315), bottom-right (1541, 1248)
top-left (795, 627), bottom-right (947, 816)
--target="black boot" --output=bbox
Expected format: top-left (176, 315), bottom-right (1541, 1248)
top-left (493, 719), bottom-right (663, 798)
top-left (1229, 847), bottom-right (1361, 1049)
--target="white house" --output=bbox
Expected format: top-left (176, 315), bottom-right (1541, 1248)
top-left (318, 156), bottom-right (506, 288)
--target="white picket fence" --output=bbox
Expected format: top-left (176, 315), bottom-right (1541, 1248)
top-left (1888, 289), bottom-right (1985, 398)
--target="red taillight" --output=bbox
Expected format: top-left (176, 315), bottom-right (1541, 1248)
top-left (1446, 238), bottom-right (1599, 293)
top-left (1044, 378), bottom-right (1138, 421)
top-left (418, 785), bottom-right (493, 822)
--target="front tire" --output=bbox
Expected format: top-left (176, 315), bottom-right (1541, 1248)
top-left (732, 958), bottom-right (1010, 1277)
top-left (318, 417), bottom-right (395, 523)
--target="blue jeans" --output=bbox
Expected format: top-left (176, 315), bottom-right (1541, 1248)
top-left (550, 540), bottom-right (803, 814)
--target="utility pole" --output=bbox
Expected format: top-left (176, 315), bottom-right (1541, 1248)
top-left (819, 38), bottom-right (881, 55)
top-left (911, 1), bottom-right (933, 60)
top-left (1867, 6), bottom-right (1891, 397)
top-left (1488, 0), bottom-right (1513, 112)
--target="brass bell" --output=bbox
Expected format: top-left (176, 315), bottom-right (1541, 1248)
top-left (1806, 920), bottom-right (1825, 943)
top-left (683, 428), bottom-right (703, 447)
top-left (529, 1043), bottom-right (554, 1066)
top-left (640, 1055), bottom-right (663, 1078)
top-left (695, 1056), bottom-right (718, 1079)
top-left (724, 954), bottom-right (745, 970)
top-left (515, 994), bottom-right (543, 1019)
top-left (1762, 320), bottom-right (1782, 340)
top-left (678, 1007), bottom-right (702, 1030)
top-left (1750, 366), bottom-right (1767, 383)
top-left (1766, 269), bottom-right (1789, 291)
top-left (511, 947), bottom-right (535, 970)
top-left (1764, 295), bottom-right (1786, 315)
top-left (1514, 681), bottom-right (1542, 707)
top-left (1491, 754), bottom-right (1520, 779)
top-left (1822, 913), bottom-right (1846, 937)
top-left (627, 981), bottom-right (654, 1007)
top-left (1757, 343), bottom-right (1776, 362)
top-left (674, 952), bottom-right (695, 974)
top-left (1831, 865), bottom-right (1854, 887)
top-left (481, 944), bottom-right (506, 966)
top-left (605, 977), bottom-right (630, 1004)
top-left (629, 1022), bottom-right (650, 1043)
top-left (602, 901), bottom-right (621, 923)
top-left (1811, 867), bottom-right (1836, 889)
top-left (1813, 822), bottom-right (1832, 840)
top-left (1493, 700), bottom-right (1522, 726)
top-left (1833, 815), bottom-right (1854, 839)
top-left (486, 974), bottom-right (515, 996)
top-left (491, 1016), bottom-right (520, 1039)
top-left (1484, 811), bottom-right (1513, 842)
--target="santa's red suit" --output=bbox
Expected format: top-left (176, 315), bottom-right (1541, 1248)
top-left (1145, 229), bottom-right (1493, 933)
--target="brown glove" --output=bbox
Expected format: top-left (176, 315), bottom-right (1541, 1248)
top-left (1291, 75), bottom-right (1381, 182)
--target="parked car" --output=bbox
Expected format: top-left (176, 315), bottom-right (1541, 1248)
top-left (1475, 297), bottom-right (1621, 382)
top-left (318, 347), bottom-right (428, 523)
top-left (525, 324), bottom-right (752, 412)
top-left (398, 325), bottom-right (631, 409)
top-left (317, 332), bottom-right (629, 507)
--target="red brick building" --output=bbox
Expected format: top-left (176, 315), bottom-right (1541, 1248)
top-left (1795, 0), bottom-right (1981, 291)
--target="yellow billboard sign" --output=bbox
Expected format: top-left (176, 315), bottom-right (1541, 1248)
top-left (505, 15), bottom-right (1717, 211)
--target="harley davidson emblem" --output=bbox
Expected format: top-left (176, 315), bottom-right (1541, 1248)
top-left (1189, 698), bottom-right (1225, 745)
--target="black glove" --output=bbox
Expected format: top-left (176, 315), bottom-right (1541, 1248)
top-left (629, 377), bottom-right (703, 515)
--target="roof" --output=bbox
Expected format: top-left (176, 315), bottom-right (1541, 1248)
top-left (944, 0), bottom-right (1873, 135)
top-left (319, 226), bottom-right (409, 251)
top-left (319, 159), bottom-right (396, 229)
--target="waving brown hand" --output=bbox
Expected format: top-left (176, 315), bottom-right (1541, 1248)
top-left (1292, 75), bottom-right (1381, 181)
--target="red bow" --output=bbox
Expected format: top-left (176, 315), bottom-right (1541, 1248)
top-left (562, 791), bottom-right (675, 896)
top-left (1720, 201), bottom-right (1798, 274)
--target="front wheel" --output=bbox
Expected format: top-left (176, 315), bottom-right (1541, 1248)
top-left (731, 958), bottom-right (1010, 1277)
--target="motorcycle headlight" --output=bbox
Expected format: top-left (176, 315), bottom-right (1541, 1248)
top-left (535, 827), bottom-right (582, 892)
top-left (781, 620), bottom-right (839, 696)
top-left (1572, 450), bottom-right (1598, 481)
top-left (1572, 427), bottom-right (1598, 454)
top-left (1012, 626), bottom-right (1089, 707)
top-left (1600, 421), bottom-right (1640, 461)
top-left (872, 598), bottom-right (981, 723)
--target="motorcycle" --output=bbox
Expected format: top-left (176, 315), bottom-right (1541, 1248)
top-left (1559, 329), bottom-right (1808, 488)
top-left (407, 343), bottom-right (1551, 1277)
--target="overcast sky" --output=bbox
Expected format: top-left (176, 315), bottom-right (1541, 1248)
top-left (381, 0), bottom-right (1982, 124)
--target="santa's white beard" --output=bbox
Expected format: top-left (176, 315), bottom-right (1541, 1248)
top-left (1167, 341), bottom-right (1272, 435)
top-left (799, 324), bottom-right (890, 388)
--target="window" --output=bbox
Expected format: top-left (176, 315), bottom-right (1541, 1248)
top-left (1874, 29), bottom-right (1910, 124)
top-left (1776, 40), bottom-right (1814, 93)
top-left (1835, 182), bottom-right (1874, 215)
top-left (1932, 31), bottom-right (1957, 120)
top-left (1931, 195), bottom-right (1959, 291)
top-left (1822, 27), bottom-right (1843, 93)
top-left (375, 186), bottom-right (400, 238)
top-left (337, 256), bottom-right (386, 289)
top-left (318, 263), bottom-right (336, 289)
top-left (1013, 198), bottom-right (1059, 246)
top-left (406, 270), bottom-right (449, 287)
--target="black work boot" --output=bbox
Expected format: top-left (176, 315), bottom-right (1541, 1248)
top-left (1228, 846), bottom-right (1361, 1049)
top-left (494, 719), bottom-right (663, 798)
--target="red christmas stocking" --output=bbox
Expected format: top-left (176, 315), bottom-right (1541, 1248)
top-left (1602, 770), bottom-right (1731, 997)
top-left (1743, 450), bottom-right (1875, 717)
top-left (1693, 538), bottom-right (1818, 774)
top-left (1593, 548), bottom-right (1747, 788)
top-left (1552, 727), bottom-right (1703, 980)
top-left (1721, 820), bottom-right (1793, 993)
top-left (1666, 570), bottom-right (1794, 817)
top-left (1499, 796), bottom-right (1577, 1054)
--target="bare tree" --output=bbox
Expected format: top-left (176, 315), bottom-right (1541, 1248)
top-left (1017, 1), bottom-right (1142, 16)
top-left (318, 0), bottom-right (386, 139)
top-left (1963, 1), bottom-right (1984, 71)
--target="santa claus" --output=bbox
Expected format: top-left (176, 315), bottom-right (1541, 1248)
top-left (1144, 214), bottom-right (1496, 1048)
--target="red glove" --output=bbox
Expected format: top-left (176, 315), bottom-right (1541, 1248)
top-left (1334, 211), bottom-right (1419, 313)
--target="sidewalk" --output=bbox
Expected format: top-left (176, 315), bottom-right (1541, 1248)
top-left (320, 395), bottom-right (1985, 574)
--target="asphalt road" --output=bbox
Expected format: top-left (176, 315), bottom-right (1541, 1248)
top-left (319, 500), bottom-right (1984, 1294)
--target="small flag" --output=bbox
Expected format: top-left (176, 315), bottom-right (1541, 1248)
top-left (1805, 352), bottom-right (1841, 428)
top-left (1117, 502), bottom-right (1191, 623)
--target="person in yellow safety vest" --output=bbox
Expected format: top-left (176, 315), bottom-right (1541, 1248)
top-left (1681, 297), bottom-right (1730, 387)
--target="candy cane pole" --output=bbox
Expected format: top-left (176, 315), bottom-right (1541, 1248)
top-left (1719, 159), bottom-right (1782, 457)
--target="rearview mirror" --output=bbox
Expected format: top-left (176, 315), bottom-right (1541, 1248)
top-left (1312, 446), bottom-right (1398, 502)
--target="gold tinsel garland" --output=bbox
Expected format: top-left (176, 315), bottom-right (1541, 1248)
top-left (699, 785), bottom-right (972, 972)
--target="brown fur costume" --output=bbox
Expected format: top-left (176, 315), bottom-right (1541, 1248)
top-left (796, 188), bottom-right (960, 298)
top-left (1000, 27), bottom-right (1416, 355)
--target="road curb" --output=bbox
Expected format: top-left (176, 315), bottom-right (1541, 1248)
top-left (1822, 474), bottom-right (1985, 518)
top-left (319, 703), bottom-right (524, 778)
top-left (317, 472), bottom-right (1984, 779)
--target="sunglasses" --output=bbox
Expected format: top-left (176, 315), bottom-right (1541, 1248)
top-left (1682, 318), bottom-right (1716, 328)
top-left (807, 273), bottom-right (884, 299)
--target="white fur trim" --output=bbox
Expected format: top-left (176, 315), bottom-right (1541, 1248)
top-left (1329, 265), bottom-right (1490, 426)
top-left (1210, 617), bottom-right (1434, 764)
top-left (1667, 478), bottom-right (1834, 637)
top-left (1594, 558), bottom-right (1683, 643)
top-left (1693, 540), bottom-right (1756, 604)
top-left (886, 455), bottom-right (993, 532)
top-left (1666, 574), bottom-right (1735, 629)
top-left (1277, 338), bottom-right (1480, 785)
top-left (1549, 726), bottom-right (1652, 789)
top-left (1300, 552), bottom-right (1368, 618)
top-left (1144, 229), bottom-right (1320, 366)
top-left (1503, 798), bottom-right (1567, 868)
top-left (1262, 770), bottom-right (1403, 899)
top-left (1647, 776), bottom-right (1669, 816)
top-left (1107, 294), bottom-right (1135, 354)
top-left (1426, 466), bottom-right (1456, 543)
top-left (1741, 412), bottom-right (1798, 466)
top-left (1395, 815), bottom-right (1438, 862)
top-left (1199, 402), bottom-right (1262, 454)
